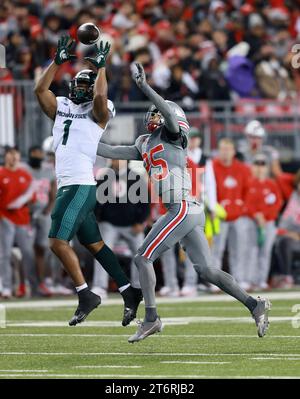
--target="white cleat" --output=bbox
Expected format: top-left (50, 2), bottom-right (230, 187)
top-left (128, 318), bottom-right (163, 343)
top-left (251, 296), bottom-right (271, 337)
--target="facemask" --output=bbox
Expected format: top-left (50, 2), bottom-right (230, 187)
top-left (29, 156), bottom-right (43, 168)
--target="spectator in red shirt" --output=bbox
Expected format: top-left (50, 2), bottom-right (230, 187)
top-left (211, 138), bottom-right (251, 288)
top-left (243, 153), bottom-right (282, 290)
top-left (0, 146), bottom-right (38, 298)
top-left (273, 170), bottom-right (300, 289)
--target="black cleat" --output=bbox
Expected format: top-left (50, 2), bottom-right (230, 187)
top-left (69, 289), bottom-right (101, 326)
top-left (121, 286), bottom-right (143, 327)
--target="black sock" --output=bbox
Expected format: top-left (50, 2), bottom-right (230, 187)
top-left (94, 245), bottom-right (129, 288)
top-left (245, 296), bottom-right (258, 312)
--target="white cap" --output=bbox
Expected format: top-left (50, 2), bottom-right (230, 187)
top-left (244, 120), bottom-right (266, 138)
top-left (107, 99), bottom-right (116, 119)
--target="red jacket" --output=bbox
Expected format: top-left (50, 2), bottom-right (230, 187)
top-left (0, 167), bottom-right (32, 225)
top-left (244, 177), bottom-right (283, 221)
top-left (213, 158), bottom-right (251, 221)
top-left (275, 172), bottom-right (295, 202)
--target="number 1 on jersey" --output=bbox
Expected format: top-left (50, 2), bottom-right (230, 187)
top-left (62, 119), bottom-right (72, 145)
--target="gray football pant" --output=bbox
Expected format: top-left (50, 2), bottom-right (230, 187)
top-left (93, 221), bottom-right (142, 290)
top-left (0, 217), bottom-right (38, 292)
top-left (134, 200), bottom-right (250, 309)
top-left (243, 218), bottom-right (277, 286)
top-left (211, 217), bottom-right (248, 283)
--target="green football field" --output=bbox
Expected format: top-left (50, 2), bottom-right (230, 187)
top-left (0, 291), bottom-right (300, 379)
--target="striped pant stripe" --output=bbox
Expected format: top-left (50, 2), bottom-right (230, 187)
top-left (142, 200), bottom-right (188, 259)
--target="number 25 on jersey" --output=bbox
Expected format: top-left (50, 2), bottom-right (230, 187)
top-left (142, 144), bottom-right (169, 180)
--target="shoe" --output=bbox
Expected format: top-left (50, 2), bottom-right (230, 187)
top-left (180, 285), bottom-right (197, 297)
top-left (121, 286), bottom-right (143, 327)
top-left (251, 296), bottom-right (271, 338)
top-left (128, 317), bottom-right (163, 343)
top-left (15, 283), bottom-right (26, 298)
top-left (240, 281), bottom-right (251, 291)
top-left (38, 282), bottom-right (53, 297)
top-left (276, 275), bottom-right (294, 289)
top-left (91, 286), bottom-right (108, 300)
top-left (159, 286), bottom-right (180, 297)
top-left (52, 284), bottom-right (74, 296)
top-left (1, 288), bottom-right (12, 299)
top-left (209, 284), bottom-right (221, 293)
top-left (69, 289), bottom-right (101, 326)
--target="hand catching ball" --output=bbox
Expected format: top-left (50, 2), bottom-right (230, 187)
top-left (77, 23), bottom-right (100, 45)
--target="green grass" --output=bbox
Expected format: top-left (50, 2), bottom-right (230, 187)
top-left (0, 294), bottom-right (300, 379)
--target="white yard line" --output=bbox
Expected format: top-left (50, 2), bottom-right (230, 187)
top-left (2, 291), bottom-right (300, 309)
top-left (74, 365), bottom-right (142, 369)
top-left (3, 316), bottom-right (294, 328)
top-left (1, 333), bottom-right (300, 339)
top-left (252, 357), bottom-right (300, 361)
top-left (0, 369), bottom-right (48, 372)
top-left (160, 361), bottom-right (231, 365)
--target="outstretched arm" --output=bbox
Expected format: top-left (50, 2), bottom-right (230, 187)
top-left (97, 143), bottom-right (141, 160)
top-left (133, 63), bottom-right (179, 134)
top-left (34, 35), bottom-right (76, 120)
top-left (85, 42), bottom-right (111, 129)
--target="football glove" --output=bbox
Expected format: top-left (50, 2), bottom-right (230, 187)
top-left (84, 41), bottom-right (111, 69)
top-left (134, 62), bottom-right (147, 87)
top-left (54, 35), bottom-right (76, 65)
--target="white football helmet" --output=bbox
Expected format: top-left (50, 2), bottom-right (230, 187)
top-left (244, 120), bottom-right (266, 138)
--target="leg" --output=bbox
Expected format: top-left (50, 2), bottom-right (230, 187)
top-left (181, 224), bottom-right (271, 337)
top-left (91, 222), bottom-right (119, 292)
top-left (257, 221), bottom-right (277, 287)
top-left (275, 236), bottom-right (300, 276)
top-left (34, 214), bottom-right (52, 283)
top-left (182, 254), bottom-right (198, 296)
top-left (227, 217), bottom-right (249, 284)
top-left (78, 214), bottom-right (143, 326)
top-left (121, 227), bottom-right (144, 289)
top-left (243, 218), bottom-right (259, 287)
top-left (181, 224), bottom-right (257, 308)
top-left (159, 247), bottom-right (179, 295)
top-left (210, 221), bottom-right (229, 270)
top-left (15, 225), bottom-right (39, 295)
top-left (134, 200), bottom-right (198, 322)
top-left (0, 218), bottom-right (16, 296)
top-left (49, 238), bottom-right (85, 287)
top-left (49, 185), bottom-right (103, 325)
top-left (78, 216), bottom-right (130, 291)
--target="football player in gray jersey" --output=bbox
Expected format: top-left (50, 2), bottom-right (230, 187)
top-left (98, 63), bottom-right (271, 343)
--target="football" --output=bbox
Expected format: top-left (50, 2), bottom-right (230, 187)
top-left (77, 22), bottom-right (100, 45)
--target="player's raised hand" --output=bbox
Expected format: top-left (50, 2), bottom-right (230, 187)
top-left (54, 35), bottom-right (76, 65)
top-left (134, 62), bottom-right (146, 87)
top-left (84, 41), bottom-right (111, 69)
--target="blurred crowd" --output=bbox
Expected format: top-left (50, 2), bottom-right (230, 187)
top-left (1, 0), bottom-right (300, 104)
top-left (1, 118), bottom-right (300, 299)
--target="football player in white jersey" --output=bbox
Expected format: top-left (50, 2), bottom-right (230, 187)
top-left (34, 35), bottom-right (142, 326)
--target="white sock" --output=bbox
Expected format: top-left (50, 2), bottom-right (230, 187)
top-left (119, 283), bottom-right (130, 293)
top-left (75, 283), bottom-right (88, 293)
